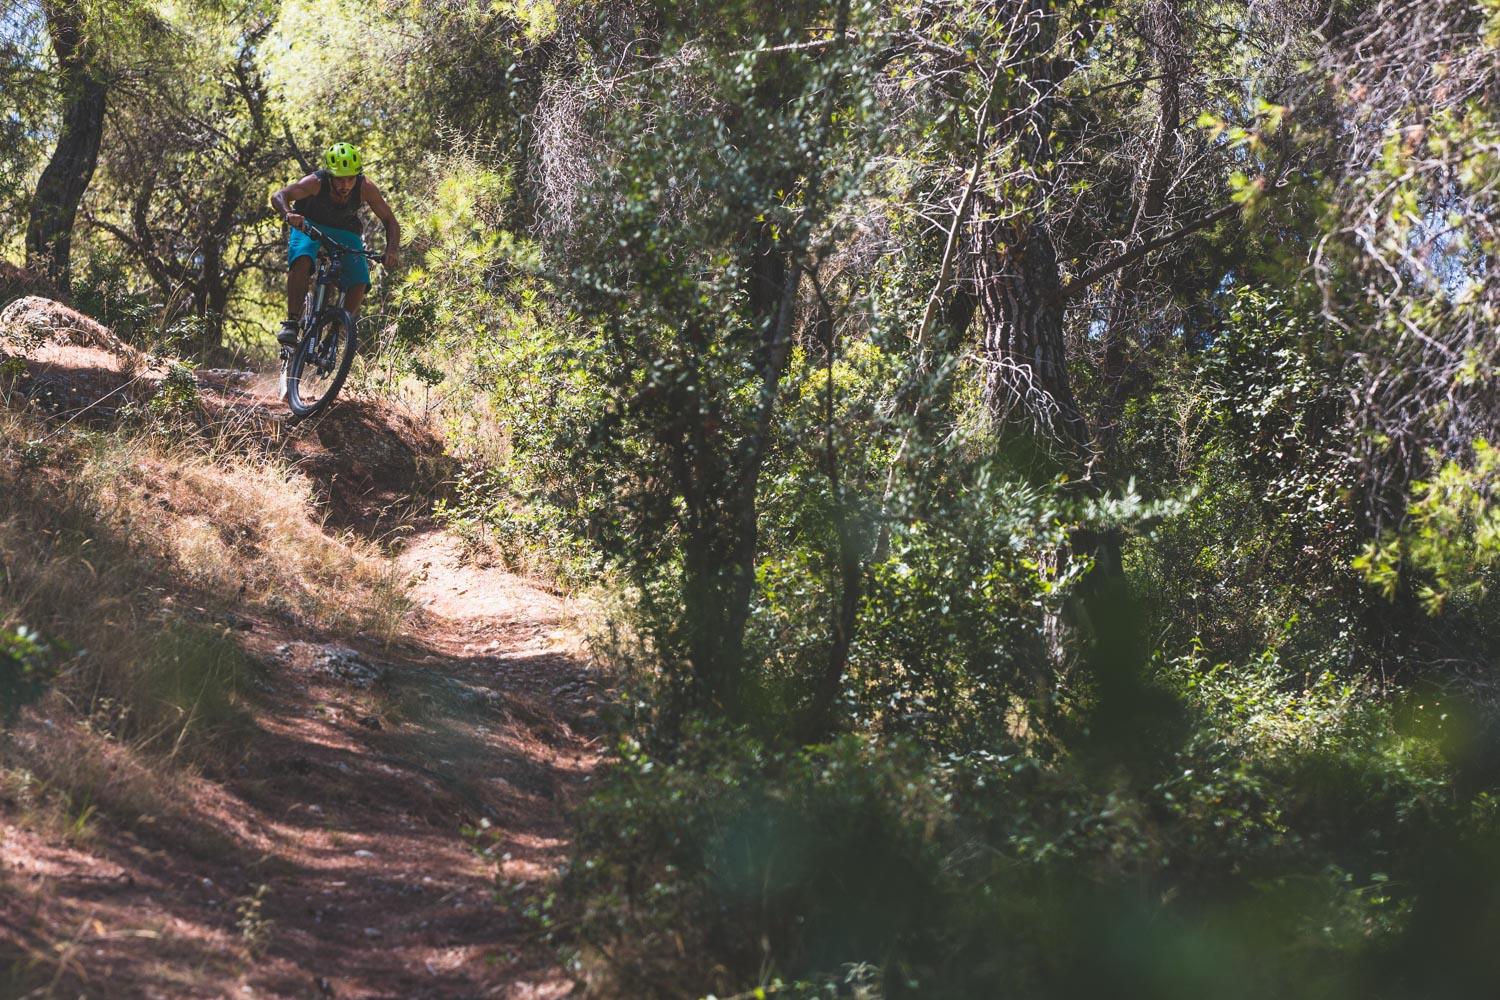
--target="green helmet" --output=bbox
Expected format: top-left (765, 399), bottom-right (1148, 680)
top-left (324, 142), bottom-right (362, 177)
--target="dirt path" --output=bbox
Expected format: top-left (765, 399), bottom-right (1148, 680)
top-left (1, 339), bottom-right (603, 998)
top-left (5, 527), bottom-right (600, 999)
top-left (243, 529), bottom-right (602, 999)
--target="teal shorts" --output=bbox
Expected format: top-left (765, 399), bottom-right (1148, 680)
top-left (288, 224), bottom-right (370, 289)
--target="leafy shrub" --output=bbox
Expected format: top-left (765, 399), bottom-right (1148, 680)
top-left (1121, 287), bottom-right (1374, 674)
top-left (564, 733), bottom-right (961, 998)
top-left (0, 625), bottom-right (55, 724)
top-left (561, 639), bottom-right (1496, 1000)
top-left (148, 360), bottom-right (201, 417)
top-left (1355, 440), bottom-right (1500, 622)
top-left (69, 247), bottom-right (160, 345)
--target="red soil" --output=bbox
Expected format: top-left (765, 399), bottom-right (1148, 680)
top-left (1, 307), bottom-right (602, 998)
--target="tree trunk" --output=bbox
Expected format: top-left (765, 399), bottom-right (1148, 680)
top-left (25, 0), bottom-right (106, 294)
top-left (196, 45), bottom-right (272, 352)
top-left (974, 209), bottom-right (1089, 450)
top-left (199, 235), bottom-right (230, 350)
top-left (969, 0), bottom-right (1099, 456)
top-left (677, 229), bottom-right (800, 721)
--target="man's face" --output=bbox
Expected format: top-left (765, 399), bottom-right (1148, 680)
top-left (330, 174), bottom-right (357, 199)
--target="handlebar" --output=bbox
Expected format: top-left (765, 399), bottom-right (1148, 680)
top-left (295, 219), bottom-right (386, 263)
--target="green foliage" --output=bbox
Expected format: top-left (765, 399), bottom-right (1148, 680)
top-left (434, 464), bottom-right (604, 585)
top-left (1162, 639), bottom-right (1360, 757)
top-left (69, 246), bottom-right (161, 344)
top-left (235, 883), bottom-right (273, 954)
top-left (565, 697), bottom-right (1478, 999)
top-left (0, 625), bottom-right (56, 724)
top-left (264, 0), bottom-right (411, 151)
top-left (564, 733), bottom-right (956, 998)
top-left (11, 0), bottom-right (1500, 993)
top-left (0, 3), bottom-right (50, 248)
top-left (534, 21), bottom-right (889, 725)
top-left (1123, 287), bottom-right (1367, 669)
top-left (149, 360), bottom-right (200, 417)
top-left (1355, 441), bottom-right (1500, 615)
top-left (846, 469), bottom-right (1074, 750)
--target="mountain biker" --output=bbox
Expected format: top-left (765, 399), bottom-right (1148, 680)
top-left (270, 142), bottom-right (400, 347)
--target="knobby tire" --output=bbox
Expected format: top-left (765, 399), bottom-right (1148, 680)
top-left (286, 308), bottom-right (356, 418)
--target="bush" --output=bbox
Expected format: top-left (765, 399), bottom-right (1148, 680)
top-left (564, 733), bottom-right (959, 998)
top-left (0, 625), bottom-right (55, 724)
top-left (560, 650), bottom-right (1497, 1000)
top-left (69, 247), bottom-right (160, 345)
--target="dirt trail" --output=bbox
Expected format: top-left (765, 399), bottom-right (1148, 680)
top-left (231, 529), bottom-right (600, 1000)
top-left (1, 326), bottom-right (602, 998)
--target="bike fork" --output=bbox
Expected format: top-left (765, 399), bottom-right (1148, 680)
top-left (278, 328), bottom-right (307, 401)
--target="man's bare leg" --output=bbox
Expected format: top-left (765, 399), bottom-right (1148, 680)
top-left (287, 257), bottom-right (314, 320)
top-left (343, 283), bottom-right (369, 316)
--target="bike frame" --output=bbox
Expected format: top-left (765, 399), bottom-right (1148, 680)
top-left (295, 222), bottom-right (381, 357)
top-left (279, 222), bottom-right (385, 415)
top-left (300, 227), bottom-right (353, 324)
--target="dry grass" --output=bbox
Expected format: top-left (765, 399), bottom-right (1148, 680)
top-left (0, 392), bottom-right (417, 839)
top-left (2, 401), bottom-right (414, 639)
top-left (77, 445), bottom-right (413, 637)
top-left (2, 705), bottom-right (194, 844)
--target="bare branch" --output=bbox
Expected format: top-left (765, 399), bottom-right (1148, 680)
top-left (1059, 200), bottom-right (1239, 301)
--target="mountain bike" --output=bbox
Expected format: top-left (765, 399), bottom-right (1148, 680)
top-left (279, 221), bottom-right (383, 418)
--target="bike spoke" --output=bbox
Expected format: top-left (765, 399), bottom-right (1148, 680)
top-left (285, 310), bottom-right (356, 417)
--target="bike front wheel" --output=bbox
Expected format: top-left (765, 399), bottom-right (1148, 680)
top-left (285, 308), bottom-right (356, 417)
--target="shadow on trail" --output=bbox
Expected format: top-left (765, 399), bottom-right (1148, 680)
top-left (5, 634), bottom-right (597, 999)
top-left (230, 635), bottom-right (599, 998)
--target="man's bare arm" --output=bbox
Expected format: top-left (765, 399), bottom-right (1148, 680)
top-left (362, 180), bottom-right (401, 270)
top-left (270, 173), bottom-right (322, 228)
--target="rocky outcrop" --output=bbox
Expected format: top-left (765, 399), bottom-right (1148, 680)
top-left (0, 296), bottom-right (132, 354)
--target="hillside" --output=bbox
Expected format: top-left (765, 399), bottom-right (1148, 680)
top-left (1, 300), bottom-right (599, 998)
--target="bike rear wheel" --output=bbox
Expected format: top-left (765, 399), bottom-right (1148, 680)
top-left (286, 308), bottom-right (356, 417)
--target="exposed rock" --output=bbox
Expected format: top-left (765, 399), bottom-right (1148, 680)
top-left (202, 368), bottom-right (257, 385)
top-left (314, 645), bottom-right (386, 688)
top-left (0, 296), bottom-right (133, 354)
top-left (445, 678), bottom-right (502, 708)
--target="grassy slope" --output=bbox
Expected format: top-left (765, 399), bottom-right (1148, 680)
top-left (0, 325), bottom-right (514, 995)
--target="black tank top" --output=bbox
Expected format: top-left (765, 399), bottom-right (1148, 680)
top-left (293, 170), bottom-right (364, 233)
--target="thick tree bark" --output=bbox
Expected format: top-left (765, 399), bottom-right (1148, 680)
top-left (25, 0), bottom-right (106, 294)
top-left (974, 208), bottom-right (1089, 449)
top-left (969, 0), bottom-right (1101, 456)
